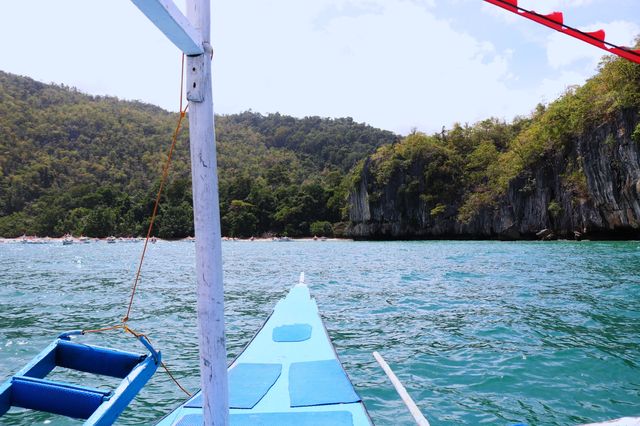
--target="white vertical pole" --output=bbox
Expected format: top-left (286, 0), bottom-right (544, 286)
top-left (185, 0), bottom-right (229, 424)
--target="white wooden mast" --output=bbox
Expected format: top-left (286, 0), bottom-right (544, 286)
top-left (185, 1), bottom-right (229, 424)
top-left (130, 1), bottom-right (228, 424)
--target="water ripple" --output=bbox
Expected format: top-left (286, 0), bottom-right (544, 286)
top-left (0, 240), bottom-right (638, 425)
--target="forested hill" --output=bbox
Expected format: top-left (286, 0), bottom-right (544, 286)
top-left (347, 52), bottom-right (640, 240)
top-left (0, 71), bottom-right (398, 238)
top-left (217, 112), bottom-right (398, 172)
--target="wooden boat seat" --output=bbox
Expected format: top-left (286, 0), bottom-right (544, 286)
top-left (0, 335), bottom-right (160, 424)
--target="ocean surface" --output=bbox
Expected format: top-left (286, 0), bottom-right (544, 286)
top-left (0, 240), bottom-right (638, 425)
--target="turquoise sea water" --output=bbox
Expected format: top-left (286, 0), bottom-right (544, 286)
top-left (0, 240), bottom-right (639, 425)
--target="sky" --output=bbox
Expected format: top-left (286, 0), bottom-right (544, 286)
top-left (0, 1), bottom-right (638, 135)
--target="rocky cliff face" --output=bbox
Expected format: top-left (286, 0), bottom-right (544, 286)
top-left (346, 108), bottom-right (640, 240)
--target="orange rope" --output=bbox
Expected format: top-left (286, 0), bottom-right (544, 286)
top-left (79, 54), bottom-right (193, 398)
top-left (82, 324), bottom-right (124, 334)
top-left (85, 324), bottom-right (193, 397)
top-left (123, 54), bottom-right (188, 323)
top-left (161, 361), bottom-right (193, 397)
top-left (123, 325), bottom-right (192, 397)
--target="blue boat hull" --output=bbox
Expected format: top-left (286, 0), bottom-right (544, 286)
top-left (158, 276), bottom-right (371, 425)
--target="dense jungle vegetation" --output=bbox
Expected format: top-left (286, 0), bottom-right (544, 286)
top-left (0, 71), bottom-right (397, 238)
top-left (1, 46), bottom-right (638, 239)
top-left (351, 50), bottom-right (640, 225)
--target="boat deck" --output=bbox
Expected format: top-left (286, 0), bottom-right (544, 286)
top-left (158, 280), bottom-right (371, 425)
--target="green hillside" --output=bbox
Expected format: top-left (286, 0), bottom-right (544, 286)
top-left (0, 71), bottom-right (397, 238)
top-left (347, 51), bottom-right (640, 239)
top-left (4, 47), bottom-right (637, 241)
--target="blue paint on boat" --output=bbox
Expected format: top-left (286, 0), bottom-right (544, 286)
top-left (288, 359), bottom-right (361, 407)
top-left (272, 323), bottom-right (313, 342)
top-left (8, 375), bottom-right (109, 419)
top-left (0, 334), bottom-right (160, 425)
top-left (158, 278), bottom-right (371, 425)
top-left (228, 363), bottom-right (282, 409)
top-left (174, 411), bottom-right (356, 425)
top-left (229, 411), bottom-right (355, 425)
top-left (186, 363), bottom-right (282, 409)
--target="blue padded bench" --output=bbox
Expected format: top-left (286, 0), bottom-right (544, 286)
top-left (185, 363), bottom-right (282, 410)
top-left (288, 359), bottom-right (361, 407)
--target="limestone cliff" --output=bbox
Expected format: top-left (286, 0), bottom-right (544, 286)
top-left (346, 56), bottom-right (640, 240)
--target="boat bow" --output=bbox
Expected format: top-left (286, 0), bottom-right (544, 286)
top-left (159, 274), bottom-right (371, 425)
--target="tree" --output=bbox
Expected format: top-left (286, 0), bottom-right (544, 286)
top-left (83, 207), bottom-right (116, 237)
top-left (158, 202), bottom-right (194, 239)
top-left (222, 200), bottom-right (257, 238)
top-left (310, 221), bottom-right (333, 237)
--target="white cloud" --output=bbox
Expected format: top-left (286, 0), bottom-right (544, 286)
top-left (536, 70), bottom-right (588, 101)
top-left (0, 0), bottom-right (635, 135)
top-left (211, 0), bottom-right (523, 133)
top-left (519, 0), bottom-right (595, 11)
top-left (480, 0), bottom-right (595, 25)
top-left (0, 1), bottom-right (188, 111)
top-left (546, 20), bottom-right (640, 69)
top-left (480, 3), bottom-right (519, 24)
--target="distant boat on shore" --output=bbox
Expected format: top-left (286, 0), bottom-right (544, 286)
top-left (273, 236), bottom-right (292, 242)
top-left (19, 235), bottom-right (46, 244)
